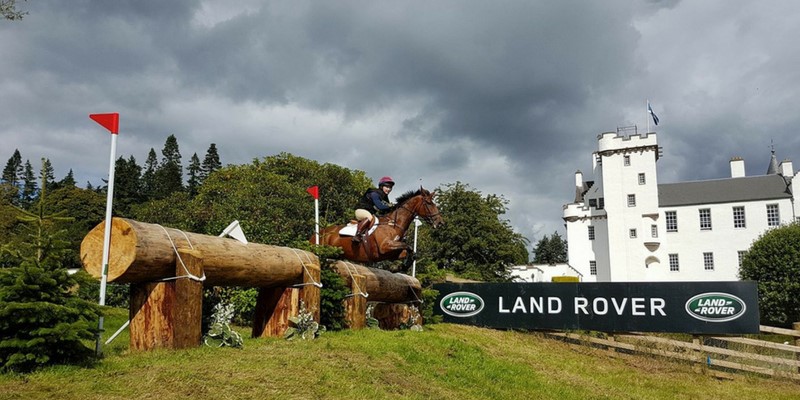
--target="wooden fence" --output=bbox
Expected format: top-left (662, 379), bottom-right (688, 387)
top-left (543, 323), bottom-right (800, 381)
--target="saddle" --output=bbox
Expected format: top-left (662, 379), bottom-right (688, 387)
top-left (338, 218), bottom-right (379, 237)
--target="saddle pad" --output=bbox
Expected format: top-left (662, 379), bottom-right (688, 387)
top-left (338, 221), bottom-right (379, 237)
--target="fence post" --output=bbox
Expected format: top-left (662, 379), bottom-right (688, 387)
top-left (794, 322), bottom-right (800, 373)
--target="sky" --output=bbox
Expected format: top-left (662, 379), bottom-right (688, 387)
top-left (3, 0), bottom-right (800, 253)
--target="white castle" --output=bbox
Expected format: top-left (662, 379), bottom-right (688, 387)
top-left (563, 128), bottom-right (799, 282)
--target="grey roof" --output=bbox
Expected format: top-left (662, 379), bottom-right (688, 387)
top-left (659, 174), bottom-right (792, 207)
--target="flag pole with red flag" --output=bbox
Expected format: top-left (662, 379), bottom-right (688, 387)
top-left (89, 112), bottom-right (119, 356)
top-left (306, 186), bottom-right (320, 245)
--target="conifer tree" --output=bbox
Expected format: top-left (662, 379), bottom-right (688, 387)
top-left (114, 156), bottom-right (143, 216)
top-left (1, 149), bottom-right (23, 186)
top-left (59, 169), bottom-right (77, 188)
top-left (0, 161), bottom-right (100, 372)
top-left (201, 143), bottom-right (222, 182)
top-left (154, 134), bottom-right (183, 198)
top-left (20, 160), bottom-right (37, 208)
top-left (141, 148), bottom-right (158, 200)
top-left (187, 153), bottom-right (201, 197)
top-left (41, 158), bottom-right (56, 192)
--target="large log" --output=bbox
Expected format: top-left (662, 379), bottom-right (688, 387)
top-left (333, 261), bottom-right (421, 303)
top-left (81, 218), bottom-right (318, 287)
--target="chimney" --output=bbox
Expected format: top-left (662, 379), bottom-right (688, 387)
top-left (780, 159), bottom-right (794, 176)
top-left (730, 157), bottom-right (745, 178)
top-left (574, 170), bottom-right (584, 203)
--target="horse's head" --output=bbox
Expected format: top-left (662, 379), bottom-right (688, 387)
top-left (417, 187), bottom-right (444, 229)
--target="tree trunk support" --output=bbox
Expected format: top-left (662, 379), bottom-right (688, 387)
top-left (129, 249), bottom-right (204, 351)
top-left (252, 264), bottom-right (321, 338)
top-left (344, 274), bottom-right (367, 329)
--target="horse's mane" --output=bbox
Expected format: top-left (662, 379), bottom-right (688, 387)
top-left (394, 189), bottom-right (426, 206)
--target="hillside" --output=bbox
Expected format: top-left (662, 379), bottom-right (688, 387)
top-left (1, 310), bottom-right (797, 400)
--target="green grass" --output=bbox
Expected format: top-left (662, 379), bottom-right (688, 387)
top-left (1, 311), bottom-right (799, 400)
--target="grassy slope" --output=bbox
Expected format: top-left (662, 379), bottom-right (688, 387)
top-left (1, 309), bottom-right (798, 400)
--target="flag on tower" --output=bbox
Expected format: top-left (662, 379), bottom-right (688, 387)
top-left (647, 102), bottom-right (659, 126)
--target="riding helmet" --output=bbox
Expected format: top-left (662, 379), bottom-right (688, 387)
top-left (378, 176), bottom-right (395, 188)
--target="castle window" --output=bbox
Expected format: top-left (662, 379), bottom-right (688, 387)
top-left (638, 173), bottom-right (646, 185)
top-left (733, 206), bottom-right (746, 228)
top-left (699, 208), bottom-right (712, 230)
top-left (767, 204), bottom-right (780, 226)
top-left (666, 211), bottom-right (677, 232)
top-left (597, 198), bottom-right (604, 210)
top-left (589, 261), bottom-right (597, 276)
top-left (627, 194), bottom-right (636, 207)
top-left (703, 252), bottom-right (715, 271)
top-left (669, 254), bottom-right (679, 272)
top-left (588, 226), bottom-right (595, 240)
top-left (738, 250), bottom-right (747, 267)
top-left (629, 228), bottom-right (637, 238)
top-left (651, 224), bottom-right (658, 238)
top-left (624, 155), bottom-right (631, 166)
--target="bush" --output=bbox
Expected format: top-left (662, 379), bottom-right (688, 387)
top-left (739, 222), bottom-right (800, 327)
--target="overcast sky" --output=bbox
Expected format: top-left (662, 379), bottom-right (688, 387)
top-left (3, 0), bottom-right (800, 251)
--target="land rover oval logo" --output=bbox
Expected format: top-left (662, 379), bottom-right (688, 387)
top-left (685, 292), bottom-right (746, 322)
top-left (440, 292), bottom-right (484, 317)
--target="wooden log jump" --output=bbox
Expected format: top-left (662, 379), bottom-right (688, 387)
top-left (80, 218), bottom-right (424, 348)
top-left (81, 218), bottom-right (317, 287)
top-left (333, 261), bottom-right (422, 329)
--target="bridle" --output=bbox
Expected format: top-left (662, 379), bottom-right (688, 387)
top-left (391, 193), bottom-right (440, 226)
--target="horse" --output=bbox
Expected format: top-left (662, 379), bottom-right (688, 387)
top-left (314, 187), bottom-right (444, 266)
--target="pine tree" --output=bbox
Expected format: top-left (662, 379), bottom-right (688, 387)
top-left (201, 143), bottom-right (222, 182)
top-left (41, 158), bottom-right (56, 192)
top-left (153, 135), bottom-right (183, 199)
top-left (114, 156), bottom-right (142, 216)
top-left (59, 169), bottom-right (77, 188)
top-left (20, 160), bottom-right (37, 208)
top-left (141, 148), bottom-right (158, 200)
top-left (187, 153), bottom-right (201, 197)
top-left (0, 161), bottom-right (100, 372)
top-left (1, 149), bottom-right (23, 186)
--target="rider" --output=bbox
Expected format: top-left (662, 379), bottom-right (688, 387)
top-left (353, 176), bottom-right (395, 243)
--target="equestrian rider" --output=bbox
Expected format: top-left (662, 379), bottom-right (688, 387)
top-left (353, 176), bottom-right (395, 243)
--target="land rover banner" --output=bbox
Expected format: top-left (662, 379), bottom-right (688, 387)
top-left (433, 281), bottom-right (760, 334)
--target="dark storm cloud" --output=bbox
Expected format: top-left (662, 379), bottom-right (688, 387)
top-left (3, 0), bottom-right (800, 251)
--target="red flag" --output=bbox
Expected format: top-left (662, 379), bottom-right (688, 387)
top-left (89, 113), bottom-right (119, 134)
top-left (306, 185), bottom-right (319, 199)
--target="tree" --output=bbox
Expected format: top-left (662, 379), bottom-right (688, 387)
top-left (739, 222), bottom-right (800, 327)
top-left (58, 169), bottom-right (76, 188)
top-left (20, 159), bottom-right (37, 208)
top-left (41, 158), bottom-right (55, 192)
top-left (113, 156), bottom-right (142, 216)
top-left (186, 153), bottom-right (201, 197)
top-left (141, 148), bottom-right (158, 200)
top-left (0, 161), bottom-right (100, 372)
top-left (201, 143), bottom-right (222, 183)
top-left (154, 135), bottom-right (183, 199)
top-left (533, 232), bottom-right (568, 264)
top-left (1, 149), bottom-right (22, 186)
top-left (1, 0), bottom-right (27, 21)
top-left (420, 182), bottom-right (529, 282)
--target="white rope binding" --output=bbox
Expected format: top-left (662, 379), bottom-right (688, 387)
top-left (342, 261), bottom-right (368, 298)
top-left (155, 224), bottom-right (206, 282)
top-left (290, 248), bottom-right (323, 288)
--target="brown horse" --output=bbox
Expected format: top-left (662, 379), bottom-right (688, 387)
top-left (315, 187), bottom-right (444, 265)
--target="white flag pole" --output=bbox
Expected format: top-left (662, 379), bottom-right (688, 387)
top-left (89, 112), bottom-right (119, 356)
top-left (314, 197), bottom-right (320, 245)
top-left (96, 129), bottom-right (118, 356)
top-left (412, 217), bottom-right (421, 277)
top-left (646, 99), bottom-right (650, 134)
